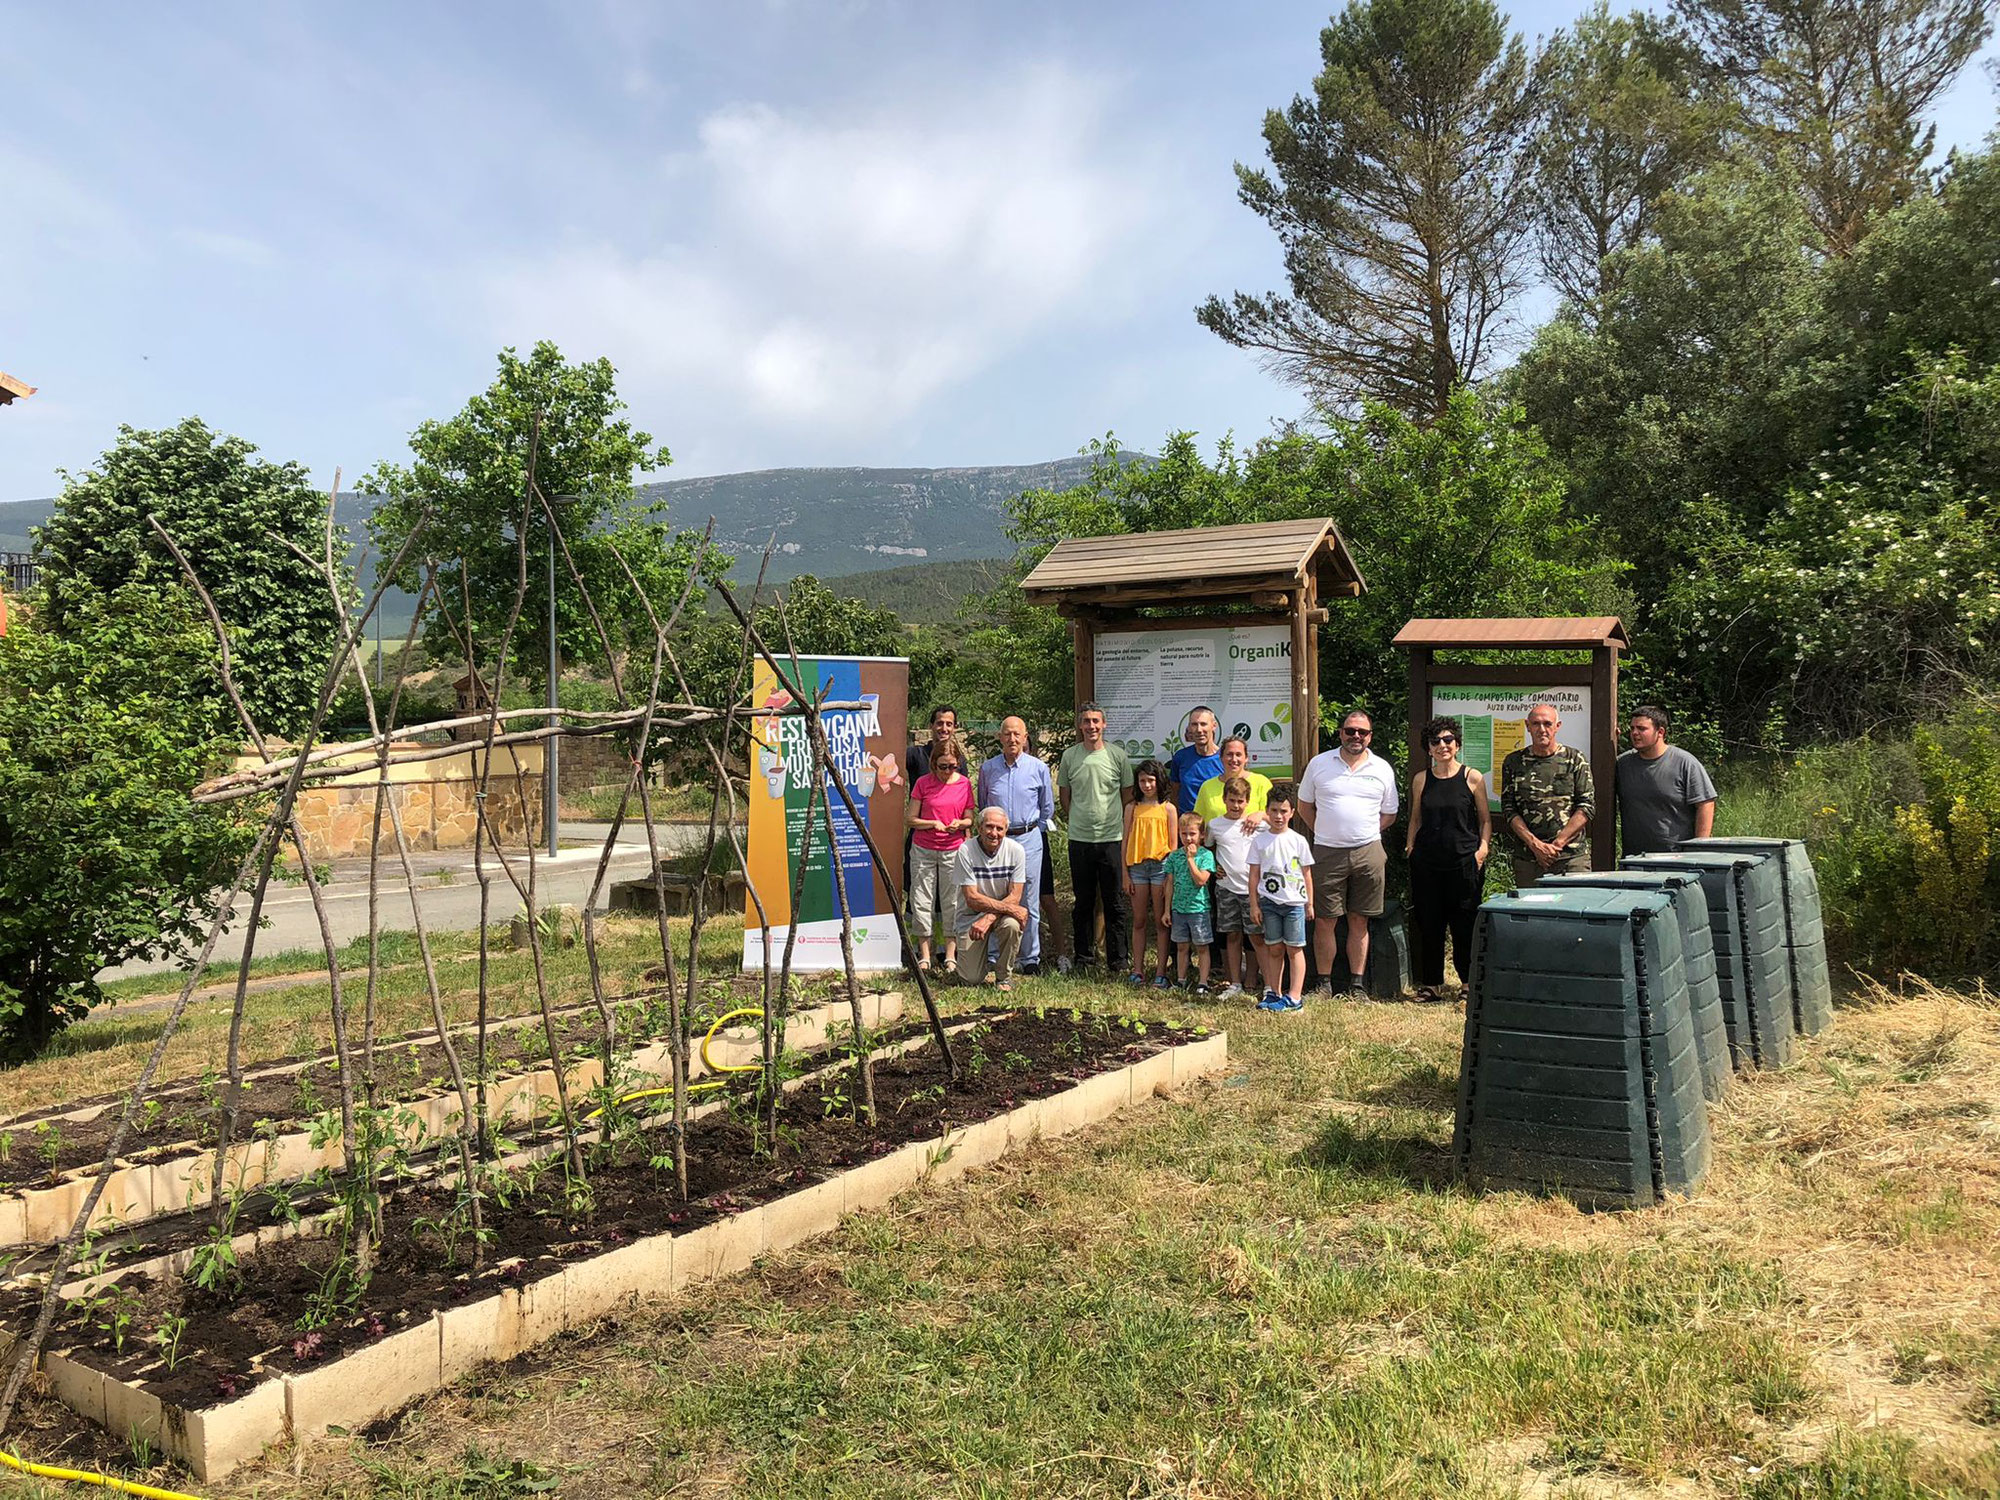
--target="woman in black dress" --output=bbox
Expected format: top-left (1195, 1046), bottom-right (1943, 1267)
top-left (1403, 715), bottom-right (1492, 1001)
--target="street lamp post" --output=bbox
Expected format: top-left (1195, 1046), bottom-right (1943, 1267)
top-left (545, 499), bottom-right (566, 860)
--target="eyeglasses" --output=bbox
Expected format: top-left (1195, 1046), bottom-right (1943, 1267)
top-left (1428, 735), bottom-right (1457, 745)
top-left (1341, 726), bottom-right (1371, 737)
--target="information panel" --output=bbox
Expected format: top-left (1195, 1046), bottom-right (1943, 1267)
top-left (743, 656), bottom-right (908, 972)
top-left (1429, 684), bottom-right (1593, 808)
top-left (1093, 625), bottom-right (1296, 772)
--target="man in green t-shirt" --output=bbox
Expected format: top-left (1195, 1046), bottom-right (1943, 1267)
top-left (1057, 700), bottom-right (1134, 974)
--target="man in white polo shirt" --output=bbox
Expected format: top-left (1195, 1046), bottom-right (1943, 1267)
top-left (1296, 708), bottom-right (1400, 996)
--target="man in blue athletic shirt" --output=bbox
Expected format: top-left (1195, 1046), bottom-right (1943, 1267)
top-left (1163, 705), bottom-right (1223, 816)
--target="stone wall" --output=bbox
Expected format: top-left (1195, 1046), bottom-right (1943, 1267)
top-left (251, 743), bottom-right (547, 861)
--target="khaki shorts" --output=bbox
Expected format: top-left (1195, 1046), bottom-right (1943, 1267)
top-left (1312, 841), bottom-right (1386, 918)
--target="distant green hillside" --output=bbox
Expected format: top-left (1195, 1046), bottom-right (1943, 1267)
top-left (818, 557), bottom-right (1013, 624)
top-left (4, 454), bottom-right (1130, 621)
top-left (639, 456), bottom-right (1124, 584)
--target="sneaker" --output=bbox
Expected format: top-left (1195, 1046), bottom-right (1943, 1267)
top-left (1257, 989), bottom-right (1286, 1010)
top-left (996, 979), bottom-right (1015, 994)
top-left (1277, 995), bottom-right (1306, 1013)
top-left (1019, 962), bottom-right (1042, 977)
top-left (1056, 954), bottom-right (1074, 976)
top-left (1126, 971), bottom-right (1148, 986)
top-left (1216, 982), bottom-right (1244, 1000)
top-left (1347, 972), bottom-right (1369, 996)
top-left (1151, 975), bottom-right (1173, 990)
top-left (1192, 983), bottom-right (1213, 998)
top-left (1308, 977), bottom-right (1336, 1000)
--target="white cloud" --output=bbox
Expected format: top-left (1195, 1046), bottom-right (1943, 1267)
top-left (478, 63), bottom-right (1166, 467)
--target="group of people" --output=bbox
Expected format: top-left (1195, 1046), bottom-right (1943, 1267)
top-left (902, 698), bottom-right (1717, 1006)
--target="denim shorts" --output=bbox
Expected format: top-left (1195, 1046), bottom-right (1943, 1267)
top-left (1260, 901), bottom-right (1306, 948)
top-left (1127, 858), bottom-right (1167, 886)
top-left (1213, 886), bottom-right (1256, 935)
top-left (1170, 909), bottom-right (1214, 945)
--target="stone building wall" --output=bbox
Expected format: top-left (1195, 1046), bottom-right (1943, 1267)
top-left (251, 742), bottom-right (546, 861)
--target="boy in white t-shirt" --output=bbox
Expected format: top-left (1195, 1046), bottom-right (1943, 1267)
top-left (1247, 785), bottom-right (1316, 1013)
top-left (1205, 775), bottom-right (1265, 1000)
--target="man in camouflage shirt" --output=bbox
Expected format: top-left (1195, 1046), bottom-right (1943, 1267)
top-left (1500, 703), bottom-right (1594, 887)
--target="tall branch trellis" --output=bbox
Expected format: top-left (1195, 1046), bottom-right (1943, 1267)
top-left (0, 489), bottom-right (953, 1439)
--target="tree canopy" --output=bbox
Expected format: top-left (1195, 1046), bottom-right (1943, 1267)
top-left (1197, 0), bottom-right (1539, 416)
top-left (366, 342), bottom-right (717, 694)
top-left (0, 588), bottom-right (254, 1058)
top-left (1674, 0), bottom-right (1993, 254)
top-left (1530, 4), bottom-right (1732, 319)
top-left (33, 418), bottom-right (347, 739)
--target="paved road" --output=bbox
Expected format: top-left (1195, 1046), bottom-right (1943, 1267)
top-left (101, 820), bottom-right (733, 982)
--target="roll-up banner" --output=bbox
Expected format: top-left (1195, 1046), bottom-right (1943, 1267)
top-left (743, 655), bottom-right (909, 972)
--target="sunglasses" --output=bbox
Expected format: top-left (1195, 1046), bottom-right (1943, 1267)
top-left (1341, 726), bottom-right (1371, 736)
top-left (1428, 734), bottom-right (1457, 745)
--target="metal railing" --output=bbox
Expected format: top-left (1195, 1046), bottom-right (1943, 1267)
top-left (1, 552), bottom-right (37, 594)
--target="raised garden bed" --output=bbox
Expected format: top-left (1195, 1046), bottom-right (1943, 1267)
top-left (9, 1011), bottom-right (1225, 1480)
top-left (0, 994), bottom-right (902, 1253)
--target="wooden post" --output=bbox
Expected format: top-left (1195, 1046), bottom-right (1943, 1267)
top-left (1288, 582), bottom-right (1312, 778)
top-left (1071, 615), bottom-right (1096, 708)
top-left (1406, 647), bottom-right (1430, 782)
top-left (1590, 644), bottom-right (1620, 870)
top-left (1303, 572), bottom-right (1322, 765)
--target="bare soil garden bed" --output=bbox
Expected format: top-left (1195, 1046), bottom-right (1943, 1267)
top-left (30, 1009), bottom-right (1199, 1410)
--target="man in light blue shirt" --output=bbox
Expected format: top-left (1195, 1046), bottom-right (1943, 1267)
top-left (977, 715), bottom-right (1054, 970)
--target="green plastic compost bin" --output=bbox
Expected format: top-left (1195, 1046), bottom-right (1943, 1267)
top-left (1621, 851), bottom-right (1795, 1070)
top-left (1676, 837), bottom-right (1834, 1036)
top-left (1508, 870), bottom-right (1732, 1103)
top-left (1454, 887), bottom-right (1712, 1209)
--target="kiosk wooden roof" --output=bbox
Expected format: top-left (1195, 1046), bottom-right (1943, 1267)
top-left (1392, 617), bottom-right (1629, 652)
top-left (1021, 518), bottom-right (1365, 772)
top-left (0, 372), bottom-right (35, 407)
top-left (1019, 518), bottom-right (1365, 611)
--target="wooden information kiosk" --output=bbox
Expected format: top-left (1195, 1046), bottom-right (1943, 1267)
top-left (1393, 617), bottom-right (1629, 870)
top-left (1019, 519), bottom-right (1366, 772)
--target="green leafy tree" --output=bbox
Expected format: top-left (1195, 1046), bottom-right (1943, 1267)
top-left (1655, 355), bottom-right (2000, 739)
top-left (1005, 394), bottom-right (1628, 746)
top-left (1510, 146), bottom-right (2000, 744)
top-left (0, 588), bottom-right (255, 1058)
top-left (1530, 4), bottom-right (1733, 318)
top-left (366, 342), bottom-right (714, 693)
top-left (1507, 164), bottom-right (1828, 563)
top-left (33, 418), bottom-right (346, 739)
top-left (1198, 0), bottom-right (1540, 416)
top-left (1675, 0), bottom-right (1993, 253)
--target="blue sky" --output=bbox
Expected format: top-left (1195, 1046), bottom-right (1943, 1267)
top-left (2, 1), bottom-right (1994, 503)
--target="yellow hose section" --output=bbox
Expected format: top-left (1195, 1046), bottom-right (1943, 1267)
top-left (583, 1008), bottom-right (768, 1121)
top-left (0, 1448), bottom-right (205, 1500)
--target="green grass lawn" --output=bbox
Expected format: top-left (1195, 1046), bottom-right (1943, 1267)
top-left (4, 954), bottom-right (1996, 1498)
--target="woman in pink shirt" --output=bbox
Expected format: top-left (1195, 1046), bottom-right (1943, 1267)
top-left (906, 735), bottom-right (975, 973)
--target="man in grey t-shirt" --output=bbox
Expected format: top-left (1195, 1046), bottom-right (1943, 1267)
top-left (1615, 704), bottom-right (1718, 855)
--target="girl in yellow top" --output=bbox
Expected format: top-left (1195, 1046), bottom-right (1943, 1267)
top-left (1123, 759), bottom-right (1176, 984)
